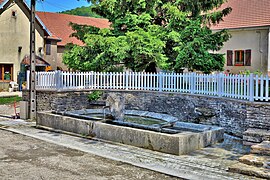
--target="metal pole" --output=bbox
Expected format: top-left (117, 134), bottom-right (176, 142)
top-left (30, 0), bottom-right (36, 120)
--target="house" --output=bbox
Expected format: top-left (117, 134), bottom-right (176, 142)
top-left (0, 0), bottom-right (110, 88)
top-left (36, 11), bottom-right (109, 71)
top-left (0, 0), bottom-right (52, 85)
top-left (212, 0), bottom-right (270, 76)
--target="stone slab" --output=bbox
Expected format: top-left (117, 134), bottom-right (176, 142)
top-left (243, 141), bottom-right (258, 146)
top-left (251, 141), bottom-right (270, 156)
top-left (229, 163), bottom-right (270, 179)
top-left (239, 154), bottom-right (270, 167)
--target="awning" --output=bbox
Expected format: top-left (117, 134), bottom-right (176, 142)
top-left (21, 55), bottom-right (50, 67)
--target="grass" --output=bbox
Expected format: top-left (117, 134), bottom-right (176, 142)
top-left (0, 96), bottom-right (22, 105)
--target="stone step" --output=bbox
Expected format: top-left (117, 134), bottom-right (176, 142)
top-left (243, 128), bottom-right (270, 144)
top-left (239, 154), bottom-right (270, 168)
top-left (252, 141), bottom-right (270, 156)
top-left (229, 163), bottom-right (270, 179)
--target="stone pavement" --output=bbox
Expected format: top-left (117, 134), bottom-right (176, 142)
top-left (0, 117), bottom-right (259, 180)
top-left (0, 128), bottom-right (178, 180)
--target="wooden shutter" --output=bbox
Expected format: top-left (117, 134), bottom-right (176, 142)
top-left (0, 65), bottom-right (3, 80)
top-left (227, 50), bottom-right (233, 66)
top-left (245, 49), bottom-right (251, 66)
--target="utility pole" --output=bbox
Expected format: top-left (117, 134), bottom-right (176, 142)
top-left (30, 0), bottom-right (36, 120)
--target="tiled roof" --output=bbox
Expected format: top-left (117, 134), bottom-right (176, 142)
top-left (21, 55), bottom-right (50, 66)
top-left (36, 12), bottom-right (110, 46)
top-left (211, 0), bottom-right (270, 30)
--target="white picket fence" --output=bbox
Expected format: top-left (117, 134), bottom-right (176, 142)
top-left (27, 71), bottom-right (270, 102)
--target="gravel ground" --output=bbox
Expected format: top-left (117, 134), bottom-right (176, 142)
top-left (0, 130), bottom-right (179, 180)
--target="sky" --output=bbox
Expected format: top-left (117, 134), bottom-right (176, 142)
top-left (25, 0), bottom-right (90, 12)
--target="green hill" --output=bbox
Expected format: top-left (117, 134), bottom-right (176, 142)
top-left (60, 6), bottom-right (103, 18)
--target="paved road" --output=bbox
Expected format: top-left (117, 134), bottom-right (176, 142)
top-left (0, 129), bottom-right (179, 180)
top-left (0, 118), bottom-right (255, 180)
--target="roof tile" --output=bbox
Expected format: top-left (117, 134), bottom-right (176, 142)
top-left (211, 0), bottom-right (270, 30)
top-left (36, 12), bottom-right (110, 46)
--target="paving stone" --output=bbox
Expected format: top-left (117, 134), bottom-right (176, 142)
top-left (239, 154), bottom-right (270, 167)
top-left (252, 141), bottom-right (270, 156)
top-left (229, 163), bottom-right (270, 179)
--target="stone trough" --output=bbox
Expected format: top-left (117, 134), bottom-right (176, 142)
top-left (37, 109), bottom-right (224, 155)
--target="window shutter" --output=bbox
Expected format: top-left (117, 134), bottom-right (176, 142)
top-left (227, 50), bottom-right (233, 66)
top-left (245, 49), bottom-right (251, 66)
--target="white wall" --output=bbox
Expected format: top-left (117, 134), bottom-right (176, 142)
top-left (218, 28), bottom-right (269, 74)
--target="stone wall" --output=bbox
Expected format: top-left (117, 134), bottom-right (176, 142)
top-left (22, 90), bottom-right (92, 112)
top-left (22, 90), bottom-right (270, 137)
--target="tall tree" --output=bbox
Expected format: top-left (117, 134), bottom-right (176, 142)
top-left (63, 0), bottom-right (231, 73)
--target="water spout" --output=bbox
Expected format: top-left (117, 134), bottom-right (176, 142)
top-left (106, 93), bottom-right (125, 121)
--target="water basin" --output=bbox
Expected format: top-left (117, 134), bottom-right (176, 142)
top-left (37, 109), bottom-right (224, 155)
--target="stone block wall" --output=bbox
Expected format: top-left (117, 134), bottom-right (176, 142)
top-left (110, 91), bottom-right (249, 137)
top-left (22, 90), bottom-right (92, 112)
top-left (22, 90), bottom-right (270, 137)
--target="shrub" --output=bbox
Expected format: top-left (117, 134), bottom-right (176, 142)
top-left (87, 91), bottom-right (103, 101)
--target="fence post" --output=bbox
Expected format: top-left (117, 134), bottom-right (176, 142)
top-left (55, 71), bottom-right (62, 91)
top-left (190, 73), bottom-right (196, 94)
top-left (218, 73), bottom-right (223, 97)
top-left (158, 72), bottom-right (163, 92)
top-left (90, 71), bottom-right (93, 89)
top-left (249, 73), bottom-right (254, 102)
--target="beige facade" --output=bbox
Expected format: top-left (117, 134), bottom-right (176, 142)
top-left (0, 1), bottom-right (46, 82)
top-left (0, 0), bottom-right (62, 84)
top-left (43, 39), bottom-right (58, 70)
top-left (217, 28), bottom-right (270, 75)
top-left (56, 46), bottom-right (68, 70)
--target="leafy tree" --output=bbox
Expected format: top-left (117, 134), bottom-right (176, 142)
top-left (63, 0), bottom-right (231, 73)
top-left (60, 6), bottom-right (103, 18)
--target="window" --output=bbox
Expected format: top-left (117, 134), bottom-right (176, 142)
top-left (226, 49), bottom-right (251, 66)
top-left (0, 64), bottom-right (13, 81)
top-left (45, 40), bottom-right (51, 55)
top-left (235, 50), bottom-right (244, 66)
top-left (11, 10), bottom-right (17, 18)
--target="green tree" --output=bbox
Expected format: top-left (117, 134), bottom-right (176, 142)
top-left (63, 0), bottom-right (231, 73)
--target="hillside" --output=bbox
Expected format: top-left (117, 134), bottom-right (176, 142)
top-left (60, 6), bottom-right (102, 18)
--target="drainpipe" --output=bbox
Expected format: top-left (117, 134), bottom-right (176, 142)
top-left (268, 28), bottom-right (270, 76)
top-left (256, 31), bottom-right (263, 72)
